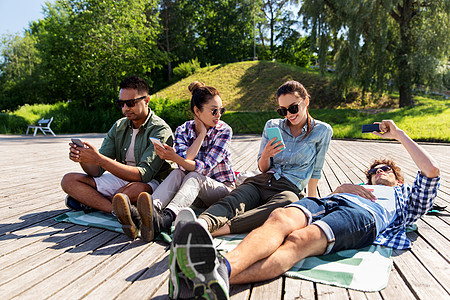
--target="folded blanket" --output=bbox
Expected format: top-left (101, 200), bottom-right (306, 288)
top-left (214, 234), bottom-right (393, 292)
top-left (55, 211), bottom-right (124, 233)
top-left (55, 211), bottom-right (172, 243)
top-left (57, 211), bottom-right (393, 291)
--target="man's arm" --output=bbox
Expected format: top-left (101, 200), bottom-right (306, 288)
top-left (71, 141), bottom-right (142, 181)
top-left (373, 120), bottom-right (440, 178)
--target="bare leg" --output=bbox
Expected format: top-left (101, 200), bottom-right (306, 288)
top-left (117, 182), bottom-right (152, 204)
top-left (229, 224), bottom-right (327, 284)
top-left (211, 224), bottom-right (231, 237)
top-left (61, 172), bottom-right (113, 212)
top-left (224, 207), bottom-right (308, 277)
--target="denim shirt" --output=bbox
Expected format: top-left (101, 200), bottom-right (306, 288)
top-left (257, 118), bottom-right (333, 190)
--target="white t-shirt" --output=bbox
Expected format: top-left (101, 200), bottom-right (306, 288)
top-left (342, 185), bottom-right (397, 235)
top-left (125, 128), bottom-right (140, 166)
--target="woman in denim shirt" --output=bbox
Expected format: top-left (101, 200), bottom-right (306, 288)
top-left (187, 80), bottom-right (333, 236)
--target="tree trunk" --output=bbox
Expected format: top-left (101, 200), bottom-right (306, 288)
top-left (396, 0), bottom-right (414, 107)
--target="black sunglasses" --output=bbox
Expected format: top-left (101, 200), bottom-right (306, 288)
top-left (368, 165), bottom-right (392, 175)
top-left (276, 101), bottom-right (303, 116)
top-left (115, 95), bottom-right (147, 108)
top-left (211, 107), bottom-right (226, 116)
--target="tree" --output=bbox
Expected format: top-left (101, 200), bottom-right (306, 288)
top-left (32, 0), bottom-right (165, 108)
top-left (300, 0), bottom-right (450, 107)
top-left (0, 32), bottom-right (43, 110)
top-left (260, 0), bottom-right (290, 60)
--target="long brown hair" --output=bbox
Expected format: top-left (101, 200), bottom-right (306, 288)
top-left (277, 80), bottom-right (315, 139)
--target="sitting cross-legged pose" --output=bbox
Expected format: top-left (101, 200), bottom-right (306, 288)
top-left (193, 80), bottom-right (333, 237)
top-left (61, 75), bottom-right (173, 214)
top-left (112, 81), bottom-right (235, 241)
top-left (170, 120), bottom-right (440, 300)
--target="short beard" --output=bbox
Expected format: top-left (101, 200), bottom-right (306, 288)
top-left (373, 177), bottom-right (397, 186)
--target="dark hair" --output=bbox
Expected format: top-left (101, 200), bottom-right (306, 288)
top-left (277, 80), bottom-right (315, 139)
top-left (119, 75), bottom-right (149, 95)
top-left (188, 81), bottom-right (220, 113)
top-left (365, 159), bottom-right (404, 184)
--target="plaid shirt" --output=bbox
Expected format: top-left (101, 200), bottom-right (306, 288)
top-left (373, 172), bottom-right (440, 249)
top-left (174, 120), bottom-right (236, 184)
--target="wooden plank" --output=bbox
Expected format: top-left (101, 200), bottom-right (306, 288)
top-left (116, 254), bottom-right (170, 299)
top-left (10, 234), bottom-right (129, 299)
top-left (392, 249), bottom-right (448, 299)
top-left (47, 240), bottom-right (158, 299)
top-left (84, 242), bottom-right (167, 299)
top-left (0, 228), bottom-right (118, 298)
top-left (316, 283), bottom-right (349, 299)
top-left (380, 265), bottom-right (416, 299)
top-left (250, 277), bottom-right (283, 300)
top-left (284, 277), bottom-right (315, 300)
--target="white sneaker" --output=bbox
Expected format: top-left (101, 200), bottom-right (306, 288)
top-left (174, 207), bottom-right (197, 228)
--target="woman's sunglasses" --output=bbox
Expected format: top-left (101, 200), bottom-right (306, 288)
top-left (368, 165), bottom-right (392, 175)
top-left (276, 101), bottom-right (303, 116)
top-left (210, 107), bottom-right (226, 116)
top-left (114, 95), bottom-right (147, 108)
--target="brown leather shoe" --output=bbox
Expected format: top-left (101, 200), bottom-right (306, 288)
top-left (113, 193), bottom-right (141, 240)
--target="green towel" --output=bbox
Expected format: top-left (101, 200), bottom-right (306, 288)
top-left (55, 211), bottom-right (172, 243)
top-left (214, 234), bottom-right (393, 292)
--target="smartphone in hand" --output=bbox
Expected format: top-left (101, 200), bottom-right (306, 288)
top-left (361, 124), bottom-right (381, 133)
top-left (149, 137), bottom-right (164, 148)
top-left (266, 127), bottom-right (285, 150)
top-left (71, 138), bottom-right (85, 147)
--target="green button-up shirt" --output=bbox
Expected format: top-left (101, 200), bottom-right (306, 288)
top-left (98, 108), bottom-right (173, 182)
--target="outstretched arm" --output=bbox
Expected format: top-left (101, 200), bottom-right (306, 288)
top-left (372, 120), bottom-right (440, 178)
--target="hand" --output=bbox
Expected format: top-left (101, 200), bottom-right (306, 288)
top-left (261, 137), bottom-right (284, 160)
top-left (371, 120), bottom-right (402, 141)
top-left (69, 141), bottom-right (101, 164)
top-left (194, 115), bottom-right (207, 136)
top-left (332, 183), bottom-right (376, 201)
top-left (154, 143), bottom-right (177, 161)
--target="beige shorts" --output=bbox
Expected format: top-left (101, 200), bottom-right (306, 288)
top-left (93, 172), bottom-right (159, 198)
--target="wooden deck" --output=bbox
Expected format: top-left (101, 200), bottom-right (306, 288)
top-left (0, 134), bottom-right (448, 299)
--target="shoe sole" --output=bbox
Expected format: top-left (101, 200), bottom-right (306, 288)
top-left (174, 207), bottom-right (197, 229)
top-left (112, 194), bottom-right (139, 240)
top-left (137, 192), bottom-right (155, 243)
top-left (174, 222), bottom-right (229, 300)
top-left (168, 243), bottom-right (181, 299)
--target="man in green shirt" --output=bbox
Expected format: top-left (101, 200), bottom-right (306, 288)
top-left (61, 75), bottom-right (173, 214)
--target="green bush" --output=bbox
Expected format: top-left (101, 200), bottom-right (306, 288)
top-left (173, 58), bottom-right (201, 79)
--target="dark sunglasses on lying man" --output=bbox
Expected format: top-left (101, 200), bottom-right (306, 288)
top-left (114, 95), bottom-right (147, 108)
top-left (368, 165), bottom-right (392, 175)
top-left (276, 100), bottom-right (304, 116)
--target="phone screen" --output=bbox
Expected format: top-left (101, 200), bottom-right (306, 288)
top-left (266, 127), bottom-right (285, 150)
top-left (150, 137), bottom-right (164, 148)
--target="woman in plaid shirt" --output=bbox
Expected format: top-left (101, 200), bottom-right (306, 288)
top-left (113, 81), bottom-right (235, 242)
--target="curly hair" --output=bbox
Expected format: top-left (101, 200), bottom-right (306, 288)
top-left (365, 159), bottom-right (404, 185)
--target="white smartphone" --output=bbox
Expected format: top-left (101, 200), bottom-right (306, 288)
top-left (149, 137), bottom-right (164, 148)
top-left (266, 127), bottom-right (285, 150)
top-left (71, 138), bottom-right (84, 148)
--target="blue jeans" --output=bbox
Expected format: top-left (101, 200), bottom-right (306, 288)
top-left (288, 195), bottom-right (377, 255)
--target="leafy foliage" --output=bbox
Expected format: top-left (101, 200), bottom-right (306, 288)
top-left (173, 58), bottom-right (202, 79)
top-left (300, 0), bottom-right (450, 107)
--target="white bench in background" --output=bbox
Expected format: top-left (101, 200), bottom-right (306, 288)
top-left (26, 117), bottom-right (56, 136)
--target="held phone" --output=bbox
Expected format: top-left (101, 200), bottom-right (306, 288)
top-left (266, 127), bottom-right (285, 150)
top-left (71, 138), bottom-right (85, 147)
top-left (361, 124), bottom-right (381, 133)
top-left (149, 137), bottom-right (164, 148)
